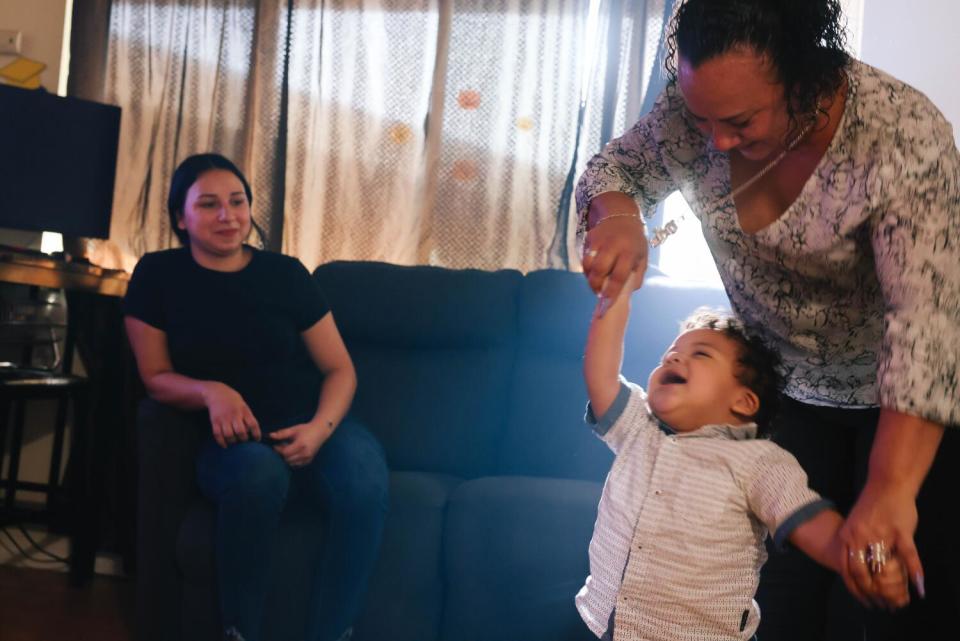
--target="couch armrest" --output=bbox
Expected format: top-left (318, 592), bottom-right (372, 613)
top-left (135, 398), bottom-right (208, 641)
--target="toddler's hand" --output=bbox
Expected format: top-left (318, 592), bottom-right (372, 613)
top-left (596, 269), bottom-right (641, 318)
top-left (872, 551), bottom-right (910, 610)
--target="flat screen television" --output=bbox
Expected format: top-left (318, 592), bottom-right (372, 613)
top-left (0, 84), bottom-right (121, 239)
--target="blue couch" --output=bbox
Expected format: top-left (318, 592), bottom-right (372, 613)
top-left (135, 260), bottom-right (729, 641)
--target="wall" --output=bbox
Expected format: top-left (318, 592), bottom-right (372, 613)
top-left (860, 0), bottom-right (960, 147)
top-left (840, 0), bottom-right (864, 54)
top-left (0, 0), bottom-right (71, 95)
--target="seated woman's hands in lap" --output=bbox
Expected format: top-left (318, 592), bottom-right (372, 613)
top-left (269, 420), bottom-right (335, 468)
top-left (202, 381), bottom-right (262, 447)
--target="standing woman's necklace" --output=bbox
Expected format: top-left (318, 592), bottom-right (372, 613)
top-left (648, 117), bottom-right (817, 247)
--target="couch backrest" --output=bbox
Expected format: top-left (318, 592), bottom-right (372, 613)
top-left (495, 269), bottom-right (612, 481)
top-left (495, 270), bottom-right (731, 482)
top-left (313, 261), bottom-right (523, 478)
top-left (620, 275), bottom-right (732, 381)
top-left (314, 261), bottom-right (731, 482)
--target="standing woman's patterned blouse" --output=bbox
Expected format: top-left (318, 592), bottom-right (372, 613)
top-left (576, 60), bottom-right (960, 427)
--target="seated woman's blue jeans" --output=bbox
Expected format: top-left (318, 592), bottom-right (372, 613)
top-left (196, 420), bottom-right (389, 641)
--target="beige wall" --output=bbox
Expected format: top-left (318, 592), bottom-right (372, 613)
top-left (860, 0), bottom-right (960, 147)
top-left (0, 0), bottom-right (71, 95)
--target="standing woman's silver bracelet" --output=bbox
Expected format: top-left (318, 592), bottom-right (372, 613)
top-left (591, 212), bottom-right (642, 230)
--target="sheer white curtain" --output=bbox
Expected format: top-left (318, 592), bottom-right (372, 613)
top-left (283, 0), bottom-right (442, 268)
top-left (556, 0), bottom-right (674, 267)
top-left (424, 0), bottom-right (591, 271)
top-left (284, 0), bottom-right (675, 271)
top-left (97, 0), bottom-right (675, 272)
top-left (284, 0), bottom-right (598, 271)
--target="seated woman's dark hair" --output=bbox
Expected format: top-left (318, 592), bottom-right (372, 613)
top-left (682, 308), bottom-right (784, 435)
top-left (665, 0), bottom-right (850, 139)
top-left (167, 153), bottom-right (254, 246)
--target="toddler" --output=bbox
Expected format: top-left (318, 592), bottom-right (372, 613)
top-left (577, 275), bottom-right (909, 640)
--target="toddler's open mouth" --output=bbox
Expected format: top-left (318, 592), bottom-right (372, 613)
top-left (661, 372), bottom-right (687, 385)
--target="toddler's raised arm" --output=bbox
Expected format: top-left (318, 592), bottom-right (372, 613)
top-left (583, 271), bottom-right (639, 417)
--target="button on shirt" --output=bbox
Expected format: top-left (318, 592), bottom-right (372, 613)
top-left (576, 381), bottom-right (831, 641)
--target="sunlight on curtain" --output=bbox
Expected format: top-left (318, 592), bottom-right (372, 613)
top-left (99, 0), bottom-right (678, 273)
top-left (283, 0), bottom-right (598, 272)
top-left (280, 0), bottom-right (672, 271)
top-left (427, 1), bottom-right (591, 271)
top-left (284, 0), bottom-right (440, 269)
top-left (560, 0), bottom-right (674, 267)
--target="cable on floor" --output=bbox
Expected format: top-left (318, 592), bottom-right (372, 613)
top-left (17, 524), bottom-right (69, 563)
top-left (0, 526), bottom-right (68, 565)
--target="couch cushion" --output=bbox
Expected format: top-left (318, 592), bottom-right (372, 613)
top-left (355, 471), bottom-right (463, 641)
top-left (178, 470), bottom-right (463, 641)
top-left (498, 270), bottom-right (613, 481)
top-left (346, 345), bottom-right (516, 477)
top-left (498, 352), bottom-right (614, 482)
top-left (313, 261), bottom-right (521, 348)
top-left (314, 261), bottom-right (523, 477)
top-left (441, 476), bottom-right (601, 641)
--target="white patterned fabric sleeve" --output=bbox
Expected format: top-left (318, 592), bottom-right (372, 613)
top-left (870, 96), bottom-right (960, 427)
top-left (574, 89), bottom-right (694, 240)
top-left (745, 445), bottom-right (831, 549)
top-left (584, 379), bottom-right (651, 455)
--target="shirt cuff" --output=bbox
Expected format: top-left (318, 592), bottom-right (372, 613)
top-left (772, 498), bottom-right (836, 551)
top-left (585, 381), bottom-right (632, 437)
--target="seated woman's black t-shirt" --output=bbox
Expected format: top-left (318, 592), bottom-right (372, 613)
top-left (123, 246), bottom-right (330, 433)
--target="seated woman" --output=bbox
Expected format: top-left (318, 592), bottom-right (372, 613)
top-left (124, 153), bottom-right (388, 641)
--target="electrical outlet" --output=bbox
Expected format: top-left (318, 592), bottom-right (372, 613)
top-left (0, 30), bottom-right (22, 55)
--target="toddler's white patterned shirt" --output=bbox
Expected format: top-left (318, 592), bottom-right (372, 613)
top-left (576, 381), bottom-right (830, 641)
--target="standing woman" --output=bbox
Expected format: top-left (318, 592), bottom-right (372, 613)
top-left (576, 1), bottom-right (958, 639)
top-left (124, 153), bottom-right (388, 641)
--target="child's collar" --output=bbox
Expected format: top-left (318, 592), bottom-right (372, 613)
top-left (655, 417), bottom-right (757, 441)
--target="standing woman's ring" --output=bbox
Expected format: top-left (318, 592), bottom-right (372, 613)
top-left (848, 548), bottom-right (867, 564)
top-left (865, 541), bottom-right (888, 575)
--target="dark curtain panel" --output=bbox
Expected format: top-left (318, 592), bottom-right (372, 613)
top-left (67, 0), bottom-right (113, 102)
top-left (65, 0), bottom-right (140, 574)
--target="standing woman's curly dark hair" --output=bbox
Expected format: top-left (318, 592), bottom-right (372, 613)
top-left (665, 0), bottom-right (850, 140)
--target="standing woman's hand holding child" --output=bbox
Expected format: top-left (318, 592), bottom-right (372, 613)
top-left (581, 193), bottom-right (649, 305)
